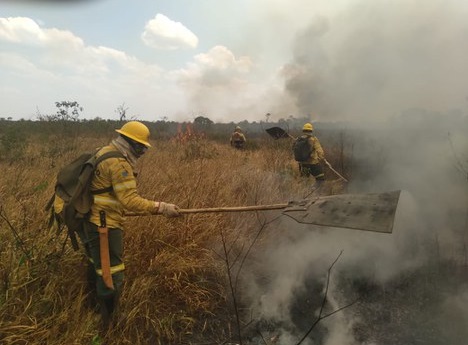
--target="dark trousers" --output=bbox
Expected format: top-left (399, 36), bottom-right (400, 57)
top-left (78, 222), bottom-right (124, 299)
top-left (298, 163), bottom-right (325, 180)
top-left (232, 141), bottom-right (245, 149)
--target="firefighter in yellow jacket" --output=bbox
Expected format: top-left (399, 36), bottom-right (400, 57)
top-left (293, 122), bottom-right (326, 186)
top-left (79, 121), bottom-right (180, 328)
top-left (230, 126), bottom-right (247, 149)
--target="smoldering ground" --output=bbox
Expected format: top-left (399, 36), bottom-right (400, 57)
top-left (238, 118), bottom-right (468, 345)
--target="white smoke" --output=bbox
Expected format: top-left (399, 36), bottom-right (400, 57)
top-left (241, 115), bottom-right (468, 343)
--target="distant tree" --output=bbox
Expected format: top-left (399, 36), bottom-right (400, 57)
top-left (54, 101), bottom-right (83, 121)
top-left (194, 116), bottom-right (213, 126)
top-left (115, 102), bottom-right (129, 122)
top-left (193, 116), bottom-right (213, 131)
top-left (37, 101), bottom-right (83, 121)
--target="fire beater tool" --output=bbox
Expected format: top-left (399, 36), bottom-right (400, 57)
top-left (128, 190), bottom-right (401, 234)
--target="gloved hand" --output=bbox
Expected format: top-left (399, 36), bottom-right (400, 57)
top-left (155, 202), bottom-right (181, 218)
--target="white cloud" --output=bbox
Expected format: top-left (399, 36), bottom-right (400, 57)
top-left (170, 45), bottom-right (297, 121)
top-left (0, 16), bottom-right (45, 44)
top-left (172, 46), bottom-right (261, 117)
top-left (175, 45), bottom-right (252, 83)
top-left (141, 13), bottom-right (198, 50)
top-left (0, 16), bottom-right (84, 49)
top-left (0, 16), bottom-right (174, 120)
top-left (0, 17), bottom-right (163, 76)
top-left (193, 45), bottom-right (251, 72)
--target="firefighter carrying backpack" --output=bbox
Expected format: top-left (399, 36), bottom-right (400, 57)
top-left (45, 149), bottom-right (124, 250)
top-left (232, 132), bottom-right (242, 141)
top-left (293, 135), bottom-right (313, 162)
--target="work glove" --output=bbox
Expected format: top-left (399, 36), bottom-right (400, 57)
top-left (155, 202), bottom-right (181, 218)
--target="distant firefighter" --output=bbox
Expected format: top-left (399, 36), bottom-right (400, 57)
top-left (292, 122), bottom-right (326, 187)
top-left (230, 126), bottom-right (247, 149)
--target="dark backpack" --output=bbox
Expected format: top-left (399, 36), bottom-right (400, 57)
top-left (293, 135), bottom-right (313, 162)
top-left (45, 149), bottom-right (123, 250)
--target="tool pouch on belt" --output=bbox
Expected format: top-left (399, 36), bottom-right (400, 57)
top-left (98, 210), bottom-right (114, 290)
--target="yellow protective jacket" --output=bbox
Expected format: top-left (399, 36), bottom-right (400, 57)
top-left (230, 131), bottom-right (246, 144)
top-left (302, 134), bottom-right (325, 165)
top-left (89, 144), bottom-right (155, 229)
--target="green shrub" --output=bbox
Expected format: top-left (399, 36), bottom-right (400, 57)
top-left (0, 127), bottom-right (27, 162)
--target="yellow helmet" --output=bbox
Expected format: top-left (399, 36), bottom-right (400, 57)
top-left (115, 121), bottom-right (151, 147)
top-left (302, 123), bottom-right (314, 132)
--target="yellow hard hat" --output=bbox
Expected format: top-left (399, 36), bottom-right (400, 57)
top-left (115, 121), bottom-right (151, 147)
top-left (302, 123), bottom-right (314, 132)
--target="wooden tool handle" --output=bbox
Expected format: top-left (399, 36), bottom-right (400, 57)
top-left (177, 204), bottom-right (289, 214)
top-left (126, 203), bottom-right (289, 217)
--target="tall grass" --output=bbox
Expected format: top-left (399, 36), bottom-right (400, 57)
top-left (0, 132), bottom-right (346, 344)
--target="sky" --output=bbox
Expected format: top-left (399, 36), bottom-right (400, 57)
top-left (1, 0), bottom-right (468, 123)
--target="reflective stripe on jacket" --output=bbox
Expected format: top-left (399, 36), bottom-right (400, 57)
top-left (88, 144), bottom-right (155, 228)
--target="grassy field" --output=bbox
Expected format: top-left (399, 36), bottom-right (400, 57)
top-left (2, 121), bottom-right (467, 345)
top-left (0, 127), bottom-right (347, 345)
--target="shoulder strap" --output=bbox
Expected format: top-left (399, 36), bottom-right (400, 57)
top-left (94, 150), bottom-right (124, 165)
top-left (91, 150), bottom-right (125, 195)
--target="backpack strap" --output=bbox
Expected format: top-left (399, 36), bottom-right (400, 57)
top-left (90, 150), bottom-right (125, 195)
top-left (94, 150), bottom-right (125, 165)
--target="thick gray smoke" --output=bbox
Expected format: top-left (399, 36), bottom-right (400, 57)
top-left (282, 0), bottom-right (468, 122)
top-left (240, 2), bottom-right (468, 343)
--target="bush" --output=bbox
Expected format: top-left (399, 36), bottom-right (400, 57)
top-left (0, 127), bottom-right (27, 162)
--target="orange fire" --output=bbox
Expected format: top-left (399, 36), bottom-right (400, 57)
top-left (172, 123), bottom-right (206, 143)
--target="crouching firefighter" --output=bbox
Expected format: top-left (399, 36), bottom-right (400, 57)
top-left (49, 121), bottom-right (181, 330)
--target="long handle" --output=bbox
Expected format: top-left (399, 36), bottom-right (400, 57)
top-left (178, 203), bottom-right (289, 213)
top-left (324, 159), bottom-right (348, 182)
top-left (126, 203), bottom-right (289, 216)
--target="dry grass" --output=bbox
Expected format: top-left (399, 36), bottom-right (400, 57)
top-left (0, 134), bottom-right (346, 344)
